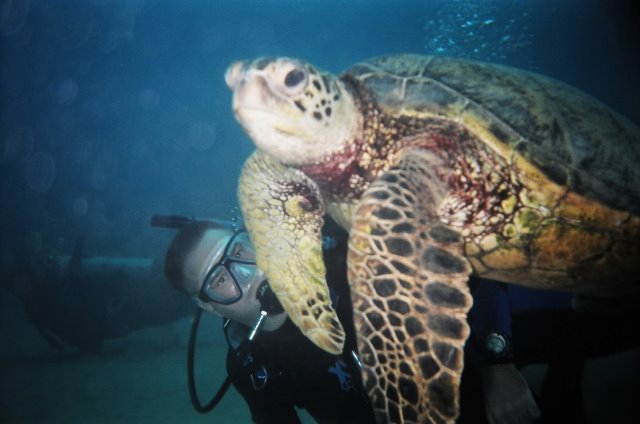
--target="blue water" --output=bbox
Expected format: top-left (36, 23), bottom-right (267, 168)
top-left (1, 1), bottom-right (639, 423)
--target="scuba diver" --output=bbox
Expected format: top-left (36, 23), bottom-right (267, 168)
top-left (162, 215), bottom-right (375, 424)
top-left (158, 214), bottom-right (638, 424)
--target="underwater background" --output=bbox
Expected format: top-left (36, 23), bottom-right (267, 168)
top-left (1, 0), bottom-right (639, 423)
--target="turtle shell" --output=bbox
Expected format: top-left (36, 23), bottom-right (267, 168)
top-left (346, 54), bottom-right (640, 215)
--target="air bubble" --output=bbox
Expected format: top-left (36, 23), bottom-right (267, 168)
top-left (72, 197), bottom-right (89, 216)
top-left (54, 78), bottom-right (79, 105)
top-left (187, 121), bottom-right (217, 151)
top-left (25, 151), bottom-right (56, 194)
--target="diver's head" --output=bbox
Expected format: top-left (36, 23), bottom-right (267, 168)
top-left (164, 221), bottom-right (286, 330)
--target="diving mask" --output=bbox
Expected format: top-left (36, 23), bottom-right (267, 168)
top-left (199, 231), bottom-right (256, 305)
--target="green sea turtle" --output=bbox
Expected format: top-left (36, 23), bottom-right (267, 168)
top-left (225, 54), bottom-right (640, 423)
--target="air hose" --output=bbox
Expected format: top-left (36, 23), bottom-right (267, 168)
top-left (187, 307), bottom-right (232, 413)
top-left (187, 303), bottom-right (272, 413)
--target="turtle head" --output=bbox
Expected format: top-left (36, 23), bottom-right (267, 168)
top-left (226, 57), bottom-right (360, 166)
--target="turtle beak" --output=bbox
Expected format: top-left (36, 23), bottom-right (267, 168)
top-left (225, 61), bottom-right (247, 90)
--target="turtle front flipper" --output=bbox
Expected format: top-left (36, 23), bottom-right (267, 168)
top-left (238, 151), bottom-right (345, 354)
top-left (348, 149), bottom-right (473, 423)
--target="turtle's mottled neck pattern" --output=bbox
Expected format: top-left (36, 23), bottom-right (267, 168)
top-left (300, 75), bottom-right (428, 200)
top-left (302, 72), bottom-right (523, 245)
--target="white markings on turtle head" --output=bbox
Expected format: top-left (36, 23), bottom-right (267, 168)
top-left (227, 57), bottom-right (362, 167)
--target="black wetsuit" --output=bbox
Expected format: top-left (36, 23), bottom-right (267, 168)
top-left (459, 278), bottom-right (640, 424)
top-left (225, 220), bottom-right (375, 424)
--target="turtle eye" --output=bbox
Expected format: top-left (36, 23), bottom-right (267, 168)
top-left (284, 68), bottom-right (306, 88)
top-left (273, 61), bottom-right (308, 97)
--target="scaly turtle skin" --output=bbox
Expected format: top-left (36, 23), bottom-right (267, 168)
top-left (225, 54), bottom-right (640, 423)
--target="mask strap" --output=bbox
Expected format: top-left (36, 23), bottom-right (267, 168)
top-left (150, 214), bottom-right (240, 232)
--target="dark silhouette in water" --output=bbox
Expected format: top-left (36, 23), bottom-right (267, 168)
top-left (6, 236), bottom-right (193, 353)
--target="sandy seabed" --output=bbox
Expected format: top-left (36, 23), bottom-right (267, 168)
top-left (1, 301), bottom-right (246, 423)
top-left (1, 294), bottom-right (638, 424)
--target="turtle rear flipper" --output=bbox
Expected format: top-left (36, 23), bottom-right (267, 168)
top-left (239, 151), bottom-right (345, 354)
top-left (348, 149), bottom-right (472, 423)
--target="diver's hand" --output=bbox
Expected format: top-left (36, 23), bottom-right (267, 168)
top-left (481, 363), bottom-right (541, 424)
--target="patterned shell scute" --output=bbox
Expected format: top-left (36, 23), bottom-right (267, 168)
top-left (347, 54), bottom-right (640, 215)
